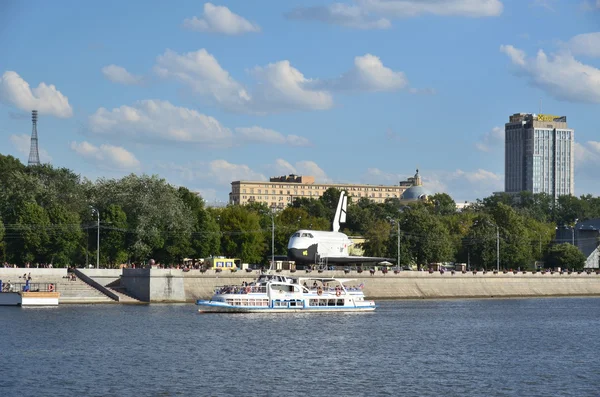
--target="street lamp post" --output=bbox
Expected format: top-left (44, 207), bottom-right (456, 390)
top-left (91, 207), bottom-right (100, 269)
top-left (396, 221), bottom-right (401, 271)
top-left (270, 210), bottom-right (275, 272)
top-left (467, 245), bottom-right (470, 270)
top-left (496, 225), bottom-right (499, 272)
top-left (387, 217), bottom-right (401, 270)
top-left (475, 219), bottom-right (499, 272)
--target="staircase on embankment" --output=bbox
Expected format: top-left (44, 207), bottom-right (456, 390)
top-left (73, 269), bottom-right (144, 304)
top-left (57, 279), bottom-right (115, 303)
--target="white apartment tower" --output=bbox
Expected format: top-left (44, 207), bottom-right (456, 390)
top-left (505, 113), bottom-right (574, 199)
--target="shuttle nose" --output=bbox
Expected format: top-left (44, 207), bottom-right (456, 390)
top-left (287, 241), bottom-right (318, 264)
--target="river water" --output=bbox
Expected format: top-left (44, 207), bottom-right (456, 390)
top-left (1, 298), bottom-right (599, 397)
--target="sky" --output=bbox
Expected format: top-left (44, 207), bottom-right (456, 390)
top-left (1, 0), bottom-right (599, 204)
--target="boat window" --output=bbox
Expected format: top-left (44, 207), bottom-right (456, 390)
top-left (328, 299), bottom-right (336, 306)
top-left (336, 299), bottom-right (344, 306)
top-left (271, 285), bottom-right (294, 292)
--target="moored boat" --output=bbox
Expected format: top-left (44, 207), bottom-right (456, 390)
top-left (0, 281), bottom-right (60, 306)
top-left (196, 274), bottom-right (376, 313)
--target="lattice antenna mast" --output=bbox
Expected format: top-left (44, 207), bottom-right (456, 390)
top-left (28, 110), bottom-right (40, 166)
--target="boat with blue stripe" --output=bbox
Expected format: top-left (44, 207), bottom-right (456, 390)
top-left (196, 274), bottom-right (376, 313)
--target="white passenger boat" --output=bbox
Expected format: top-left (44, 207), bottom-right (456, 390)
top-left (196, 274), bottom-right (376, 313)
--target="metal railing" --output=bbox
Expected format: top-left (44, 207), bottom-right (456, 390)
top-left (0, 282), bottom-right (57, 293)
top-left (215, 285), bottom-right (267, 294)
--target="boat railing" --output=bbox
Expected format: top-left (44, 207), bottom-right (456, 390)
top-left (304, 286), bottom-right (364, 295)
top-left (0, 282), bottom-right (57, 293)
top-left (215, 285), bottom-right (267, 295)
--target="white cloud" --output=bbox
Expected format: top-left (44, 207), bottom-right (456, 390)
top-left (579, 0), bottom-right (600, 10)
top-left (531, 0), bottom-right (557, 11)
top-left (361, 168), bottom-right (405, 184)
top-left (207, 159), bottom-right (266, 185)
top-left (154, 49), bottom-right (251, 111)
top-left (193, 188), bottom-right (219, 204)
top-left (88, 99), bottom-right (310, 147)
top-left (500, 44), bottom-right (600, 103)
top-left (286, 0), bottom-right (502, 29)
top-left (426, 169), bottom-right (504, 202)
top-left (154, 49), bottom-right (419, 113)
top-left (0, 71), bottom-right (73, 118)
top-left (568, 32), bottom-right (600, 58)
top-left (101, 65), bottom-right (143, 85)
top-left (9, 133), bottom-right (52, 163)
top-left (160, 160), bottom-right (267, 186)
top-left (272, 159), bottom-right (298, 176)
top-left (360, 0), bottom-right (503, 17)
top-left (317, 54), bottom-right (408, 92)
top-left (362, 167), bottom-right (503, 202)
top-left (575, 141), bottom-right (600, 166)
top-left (89, 99), bottom-right (233, 145)
top-left (574, 141), bottom-right (600, 195)
top-left (234, 126), bottom-right (311, 147)
top-left (285, 3), bottom-right (391, 30)
top-left (249, 61), bottom-right (334, 112)
top-left (271, 159), bottom-right (331, 182)
top-left (499, 45), bottom-right (526, 66)
top-left (154, 49), bottom-right (333, 113)
top-left (70, 141), bottom-right (140, 170)
top-left (183, 3), bottom-right (260, 35)
top-left (475, 126), bottom-right (504, 152)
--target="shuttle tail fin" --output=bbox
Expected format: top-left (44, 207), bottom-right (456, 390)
top-left (332, 191), bottom-right (347, 232)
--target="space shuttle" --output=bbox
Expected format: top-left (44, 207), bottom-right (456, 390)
top-left (286, 191), bottom-right (394, 265)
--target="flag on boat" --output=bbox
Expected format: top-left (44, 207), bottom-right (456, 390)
top-left (358, 283), bottom-right (364, 289)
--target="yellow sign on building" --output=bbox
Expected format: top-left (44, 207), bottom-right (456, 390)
top-left (537, 114), bottom-right (560, 122)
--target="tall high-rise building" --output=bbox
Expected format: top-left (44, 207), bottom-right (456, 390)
top-left (505, 113), bottom-right (574, 199)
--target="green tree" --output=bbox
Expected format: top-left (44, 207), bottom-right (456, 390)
top-left (400, 207), bottom-right (453, 267)
top-left (0, 216), bottom-right (5, 261)
top-left (489, 203), bottom-right (533, 269)
top-left (11, 202), bottom-right (51, 264)
top-left (46, 203), bottom-right (82, 266)
top-left (319, 187), bottom-right (346, 220)
top-left (429, 193), bottom-right (456, 216)
top-left (92, 174), bottom-right (195, 262)
top-left (464, 215), bottom-right (497, 270)
top-left (101, 204), bottom-right (129, 266)
top-left (218, 205), bottom-right (265, 263)
top-left (362, 220), bottom-right (391, 257)
top-left (193, 208), bottom-right (220, 259)
top-left (291, 197), bottom-right (329, 219)
top-left (545, 243), bottom-right (587, 270)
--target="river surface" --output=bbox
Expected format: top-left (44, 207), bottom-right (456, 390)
top-left (1, 298), bottom-right (599, 397)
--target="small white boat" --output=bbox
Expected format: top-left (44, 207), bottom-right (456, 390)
top-left (196, 274), bottom-right (376, 313)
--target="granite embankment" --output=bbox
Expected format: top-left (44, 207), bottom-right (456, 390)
top-left (4, 268), bottom-right (600, 303)
top-left (122, 268), bottom-right (600, 302)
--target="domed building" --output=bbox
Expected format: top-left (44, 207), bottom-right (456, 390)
top-left (400, 169), bottom-right (430, 203)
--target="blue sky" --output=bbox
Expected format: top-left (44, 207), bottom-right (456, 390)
top-left (1, 0), bottom-right (600, 204)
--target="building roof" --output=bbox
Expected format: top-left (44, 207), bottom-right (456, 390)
top-left (401, 185), bottom-right (429, 201)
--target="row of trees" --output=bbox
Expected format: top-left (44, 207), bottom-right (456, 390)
top-left (0, 154), bottom-right (591, 269)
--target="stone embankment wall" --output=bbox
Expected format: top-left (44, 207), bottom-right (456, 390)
top-left (4, 268), bottom-right (600, 303)
top-left (182, 270), bottom-right (600, 301)
top-left (121, 269), bottom-right (185, 302)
